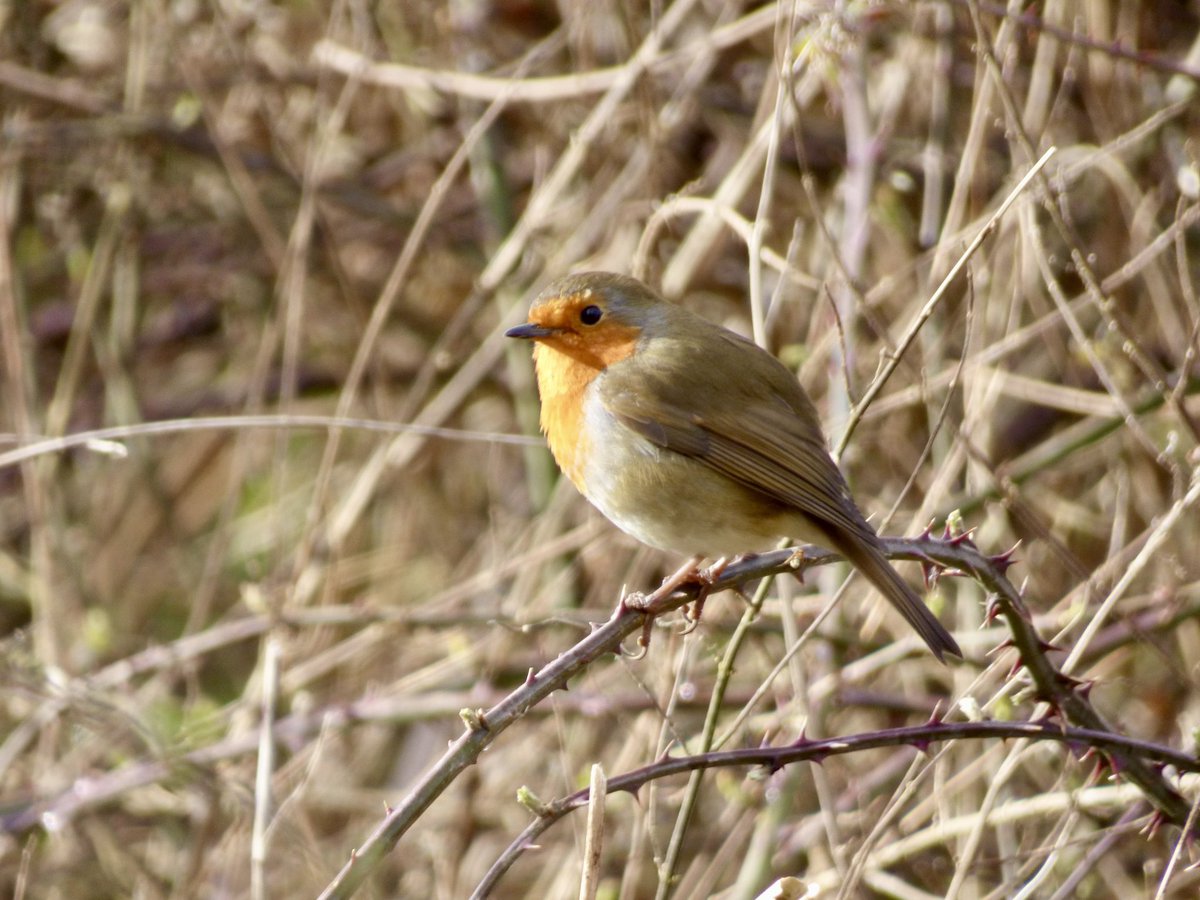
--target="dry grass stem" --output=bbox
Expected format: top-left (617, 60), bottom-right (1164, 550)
top-left (2, 2), bottom-right (1199, 897)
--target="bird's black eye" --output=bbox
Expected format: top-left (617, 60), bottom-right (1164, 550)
top-left (579, 305), bottom-right (603, 326)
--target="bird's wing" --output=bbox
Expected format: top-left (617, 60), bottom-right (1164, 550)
top-left (599, 332), bottom-right (961, 662)
top-left (598, 350), bottom-right (872, 541)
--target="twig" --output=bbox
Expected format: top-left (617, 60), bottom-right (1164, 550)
top-left (250, 636), bottom-right (281, 900)
top-left (657, 570), bottom-right (776, 897)
top-left (1156, 789), bottom-right (1200, 899)
top-left (964, 0), bottom-right (1200, 83)
top-left (1062, 472), bottom-right (1200, 673)
top-left (834, 146), bottom-right (1057, 456)
top-left (1046, 805), bottom-right (1148, 900)
top-left (633, 196), bottom-right (821, 292)
top-left (311, 4), bottom-right (780, 104)
top-left (471, 720), bottom-right (1200, 897)
top-left (966, 0), bottom-right (1200, 449)
top-left (0, 413), bottom-right (541, 468)
top-left (0, 680), bottom-right (742, 837)
top-left (869, 202), bottom-right (1200, 422)
top-left (315, 527), bottom-right (1197, 898)
top-left (577, 763), bottom-right (607, 900)
top-left (294, 0), bottom-right (706, 614)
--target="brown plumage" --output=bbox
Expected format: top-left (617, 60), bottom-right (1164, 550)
top-left (506, 272), bottom-right (960, 661)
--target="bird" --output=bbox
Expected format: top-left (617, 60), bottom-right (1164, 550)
top-left (505, 271), bottom-right (960, 661)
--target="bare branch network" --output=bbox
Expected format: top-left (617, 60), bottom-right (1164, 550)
top-left (3, 0), bottom-right (1200, 897)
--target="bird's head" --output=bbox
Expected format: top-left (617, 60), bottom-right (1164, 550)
top-left (505, 272), bottom-right (671, 370)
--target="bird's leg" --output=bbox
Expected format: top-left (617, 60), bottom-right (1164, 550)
top-left (654, 555), bottom-right (729, 633)
top-left (621, 555), bottom-right (742, 648)
top-left (658, 555), bottom-right (708, 597)
top-left (620, 556), bottom-right (707, 650)
top-left (612, 589), bottom-right (654, 659)
top-left (679, 556), bottom-right (731, 633)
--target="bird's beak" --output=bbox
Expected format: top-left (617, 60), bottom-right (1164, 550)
top-left (505, 322), bottom-right (559, 340)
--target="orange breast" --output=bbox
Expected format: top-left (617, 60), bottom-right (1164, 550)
top-left (529, 319), bottom-right (640, 493)
top-left (533, 343), bottom-right (601, 491)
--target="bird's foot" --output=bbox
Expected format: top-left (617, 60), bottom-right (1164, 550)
top-left (656, 555), bottom-right (710, 598)
top-left (619, 556), bottom-right (730, 651)
top-left (678, 557), bottom-right (731, 634)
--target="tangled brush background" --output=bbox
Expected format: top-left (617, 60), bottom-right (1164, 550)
top-left (2, 1), bottom-right (1200, 896)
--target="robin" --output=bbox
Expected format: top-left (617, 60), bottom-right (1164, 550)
top-left (505, 272), bottom-right (960, 661)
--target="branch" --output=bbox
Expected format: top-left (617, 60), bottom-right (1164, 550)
top-left (471, 720), bottom-right (1200, 897)
top-left (900, 527), bottom-right (1197, 834)
top-left (317, 529), bottom-right (1199, 897)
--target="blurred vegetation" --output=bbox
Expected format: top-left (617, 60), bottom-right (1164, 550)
top-left (2, 0), bottom-right (1200, 897)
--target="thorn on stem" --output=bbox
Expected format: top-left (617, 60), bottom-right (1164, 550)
top-left (1141, 810), bottom-right (1167, 840)
top-left (987, 638), bottom-right (1015, 655)
top-left (989, 541), bottom-right (1022, 573)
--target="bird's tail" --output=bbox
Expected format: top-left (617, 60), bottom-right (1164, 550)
top-left (830, 531), bottom-right (961, 662)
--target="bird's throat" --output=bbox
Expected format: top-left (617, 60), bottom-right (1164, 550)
top-left (533, 343), bottom-right (599, 491)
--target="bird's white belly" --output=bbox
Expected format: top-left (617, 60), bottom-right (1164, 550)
top-left (575, 391), bottom-right (810, 556)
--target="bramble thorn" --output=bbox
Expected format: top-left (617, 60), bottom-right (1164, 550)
top-left (1141, 810), bottom-right (1167, 839)
top-left (987, 637), bottom-right (1015, 655)
top-left (983, 600), bottom-right (1002, 625)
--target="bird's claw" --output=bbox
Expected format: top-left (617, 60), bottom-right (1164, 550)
top-left (615, 591), bottom-right (658, 656)
top-left (679, 608), bottom-right (703, 636)
top-left (622, 630), bottom-right (651, 660)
